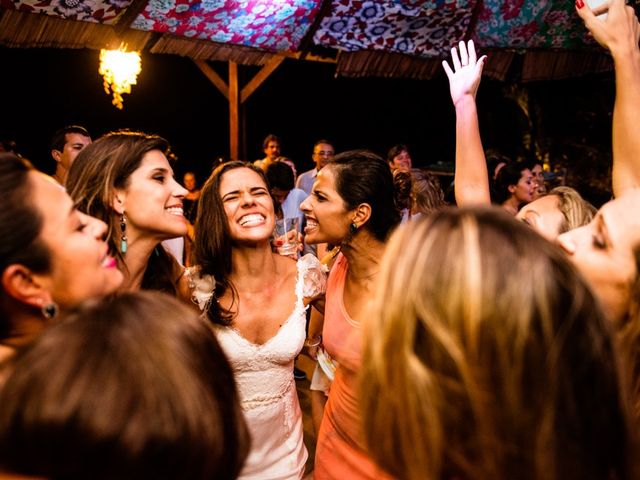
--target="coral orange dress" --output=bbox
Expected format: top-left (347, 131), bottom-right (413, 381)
top-left (314, 254), bottom-right (393, 480)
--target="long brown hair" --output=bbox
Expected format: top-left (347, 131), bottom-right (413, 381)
top-left (66, 130), bottom-right (179, 294)
top-left (193, 161), bottom-right (271, 325)
top-left (0, 291), bottom-right (250, 479)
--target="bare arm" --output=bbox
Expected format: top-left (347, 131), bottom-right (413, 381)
top-left (577, 0), bottom-right (640, 196)
top-left (304, 306), bottom-right (325, 361)
top-left (443, 40), bottom-right (490, 206)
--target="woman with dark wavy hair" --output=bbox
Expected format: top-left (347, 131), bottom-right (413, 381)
top-left (0, 153), bottom-right (122, 362)
top-left (300, 149), bottom-right (402, 479)
top-left (186, 161), bottom-right (326, 479)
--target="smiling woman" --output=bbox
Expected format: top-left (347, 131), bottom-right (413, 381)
top-left (66, 130), bottom-right (189, 294)
top-left (185, 160), bottom-right (327, 479)
top-left (0, 153), bottom-right (123, 362)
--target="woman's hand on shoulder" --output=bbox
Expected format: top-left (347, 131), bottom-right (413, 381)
top-left (176, 269), bottom-right (200, 312)
top-left (304, 292), bottom-right (325, 314)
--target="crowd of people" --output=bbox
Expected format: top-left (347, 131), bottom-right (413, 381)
top-left (1, 2), bottom-right (640, 479)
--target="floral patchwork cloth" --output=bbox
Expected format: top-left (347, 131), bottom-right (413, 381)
top-left (131, 0), bottom-right (323, 52)
top-left (0, 0), bottom-right (130, 22)
top-left (313, 0), bottom-right (478, 58)
top-left (472, 0), bottom-right (598, 49)
top-left (0, 0), bottom-right (600, 54)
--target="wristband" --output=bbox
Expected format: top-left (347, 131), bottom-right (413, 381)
top-left (305, 335), bottom-right (322, 348)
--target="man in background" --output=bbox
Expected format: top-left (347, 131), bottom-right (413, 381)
top-left (50, 125), bottom-right (91, 185)
top-left (254, 134), bottom-right (281, 171)
top-left (386, 143), bottom-right (412, 172)
top-left (296, 139), bottom-right (335, 194)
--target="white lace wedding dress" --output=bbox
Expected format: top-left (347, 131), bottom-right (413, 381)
top-left (188, 254), bottom-right (327, 480)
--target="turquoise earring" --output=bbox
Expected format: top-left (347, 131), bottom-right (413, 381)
top-left (120, 214), bottom-right (128, 253)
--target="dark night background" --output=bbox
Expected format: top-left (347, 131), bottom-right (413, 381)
top-left (0, 46), bottom-right (616, 207)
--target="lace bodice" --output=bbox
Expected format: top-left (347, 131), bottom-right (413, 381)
top-left (187, 254), bottom-right (327, 411)
top-left (188, 255), bottom-right (326, 479)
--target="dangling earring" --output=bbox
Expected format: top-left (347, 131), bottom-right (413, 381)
top-left (41, 302), bottom-right (59, 319)
top-left (349, 222), bottom-right (358, 235)
top-left (120, 213), bottom-right (128, 254)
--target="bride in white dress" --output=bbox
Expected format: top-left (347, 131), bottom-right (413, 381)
top-left (184, 161), bottom-right (326, 480)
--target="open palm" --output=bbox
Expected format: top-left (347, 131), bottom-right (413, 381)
top-left (443, 40), bottom-right (487, 106)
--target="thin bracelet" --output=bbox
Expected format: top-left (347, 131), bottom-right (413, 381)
top-left (305, 335), bottom-right (322, 348)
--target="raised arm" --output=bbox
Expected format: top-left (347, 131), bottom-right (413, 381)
top-left (443, 40), bottom-right (490, 206)
top-left (577, 0), bottom-right (640, 196)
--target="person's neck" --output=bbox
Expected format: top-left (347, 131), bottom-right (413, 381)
top-left (119, 235), bottom-right (164, 291)
top-left (186, 190), bottom-right (200, 200)
top-left (1, 307), bottom-right (51, 351)
top-left (52, 167), bottom-right (67, 185)
top-left (230, 242), bottom-right (281, 291)
top-left (340, 233), bottom-right (385, 285)
top-left (502, 196), bottom-right (521, 216)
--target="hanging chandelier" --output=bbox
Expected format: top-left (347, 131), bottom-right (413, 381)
top-left (99, 45), bottom-right (141, 110)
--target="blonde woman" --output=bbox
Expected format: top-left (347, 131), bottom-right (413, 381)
top-left (361, 207), bottom-right (637, 480)
top-left (558, 0), bottom-right (640, 417)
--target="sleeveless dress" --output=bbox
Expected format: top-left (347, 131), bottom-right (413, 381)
top-left (187, 254), bottom-right (327, 480)
top-left (314, 253), bottom-right (394, 480)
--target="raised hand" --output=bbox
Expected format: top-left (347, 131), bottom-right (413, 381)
top-left (576, 0), bottom-right (640, 194)
top-left (576, 0), bottom-right (640, 57)
top-left (442, 40), bottom-right (487, 107)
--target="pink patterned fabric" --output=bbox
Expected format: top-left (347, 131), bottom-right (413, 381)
top-left (0, 0), bottom-right (130, 23)
top-left (0, 0), bottom-right (603, 55)
top-left (131, 0), bottom-right (323, 52)
top-left (313, 0), bottom-right (478, 58)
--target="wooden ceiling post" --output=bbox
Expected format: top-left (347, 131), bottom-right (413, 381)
top-left (240, 56), bottom-right (285, 103)
top-left (228, 60), bottom-right (239, 160)
top-left (194, 56), bottom-right (288, 160)
top-left (193, 60), bottom-right (229, 100)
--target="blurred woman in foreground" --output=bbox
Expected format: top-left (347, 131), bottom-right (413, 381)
top-left (361, 207), bottom-right (637, 480)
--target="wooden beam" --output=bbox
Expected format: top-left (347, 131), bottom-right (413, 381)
top-left (113, 0), bottom-right (151, 37)
top-left (240, 56), bottom-right (285, 103)
top-left (193, 60), bottom-right (229, 100)
top-left (229, 61), bottom-right (239, 160)
top-left (281, 51), bottom-right (337, 64)
top-left (296, 0), bottom-right (333, 61)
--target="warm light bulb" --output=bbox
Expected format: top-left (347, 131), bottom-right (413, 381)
top-left (99, 46), bottom-right (141, 110)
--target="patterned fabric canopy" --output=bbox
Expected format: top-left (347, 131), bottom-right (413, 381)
top-left (133, 0), bottom-right (323, 52)
top-left (473, 0), bottom-right (595, 49)
top-left (313, 0), bottom-right (478, 57)
top-left (0, 0), bottom-right (599, 55)
top-left (0, 0), bottom-right (130, 22)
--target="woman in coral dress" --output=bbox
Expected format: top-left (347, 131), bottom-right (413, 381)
top-left (300, 150), bottom-right (402, 479)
